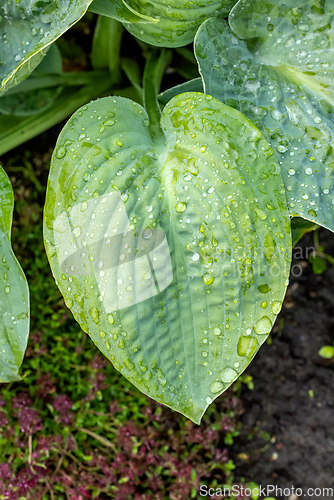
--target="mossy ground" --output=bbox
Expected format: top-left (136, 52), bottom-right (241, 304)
top-left (0, 140), bottom-right (254, 500)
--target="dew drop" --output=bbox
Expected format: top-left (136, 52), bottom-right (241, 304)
top-left (187, 161), bottom-right (198, 175)
top-left (159, 377), bottom-right (167, 388)
top-left (220, 367), bottom-right (237, 383)
top-left (253, 316), bottom-right (272, 335)
top-left (277, 145), bottom-right (288, 153)
top-left (210, 381), bottom-right (223, 394)
top-left (55, 146), bottom-right (66, 159)
top-left (142, 228), bottom-right (153, 239)
top-left (258, 284), bottom-right (270, 294)
top-left (271, 110), bottom-right (283, 121)
top-left (272, 301), bottom-right (281, 314)
top-left (80, 201), bottom-right (88, 211)
top-left (89, 307), bottom-right (100, 324)
top-left (175, 202), bottom-right (186, 212)
top-left (73, 226), bottom-right (81, 237)
top-left (104, 119), bottom-right (115, 127)
top-left (202, 274), bottom-right (214, 285)
top-left (213, 327), bottom-right (221, 336)
top-left (66, 298), bottom-right (73, 308)
top-left (255, 208), bottom-right (267, 220)
top-left (308, 208), bottom-right (317, 217)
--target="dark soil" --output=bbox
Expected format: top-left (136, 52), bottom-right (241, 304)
top-left (233, 229), bottom-right (334, 500)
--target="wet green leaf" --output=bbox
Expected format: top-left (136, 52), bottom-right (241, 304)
top-left (0, 43), bottom-right (63, 116)
top-left (291, 217), bottom-right (318, 246)
top-left (89, 0), bottom-right (158, 23)
top-left (0, 166), bottom-right (30, 382)
top-left (0, 0), bottom-right (93, 95)
top-left (44, 92), bottom-right (291, 423)
top-left (195, 1), bottom-right (334, 232)
top-left (0, 76), bottom-right (117, 156)
top-left (89, 0), bottom-right (236, 47)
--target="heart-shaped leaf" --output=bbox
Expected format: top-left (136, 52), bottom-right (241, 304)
top-left (44, 92), bottom-right (291, 423)
top-left (0, 166), bottom-right (30, 382)
top-left (89, 0), bottom-right (237, 47)
top-left (0, 0), bottom-right (93, 95)
top-left (195, 2), bottom-right (334, 232)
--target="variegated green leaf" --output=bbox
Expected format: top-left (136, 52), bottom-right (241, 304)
top-left (89, 0), bottom-right (237, 47)
top-left (0, 166), bottom-right (29, 382)
top-left (0, 0), bottom-right (93, 95)
top-left (44, 93), bottom-right (291, 423)
top-left (0, 43), bottom-right (63, 116)
top-left (195, 1), bottom-right (334, 231)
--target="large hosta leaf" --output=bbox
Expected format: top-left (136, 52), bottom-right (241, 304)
top-left (195, 1), bottom-right (334, 232)
top-left (89, 0), bottom-right (236, 47)
top-left (0, 167), bottom-right (29, 382)
top-left (44, 92), bottom-right (291, 422)
top-left (0, 0), bottom-right (93, 95)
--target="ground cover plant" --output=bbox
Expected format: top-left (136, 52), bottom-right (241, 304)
top-left (0, 149), bottom-right (251, 498)
top-left (0, 0), bottom-right (333, 429)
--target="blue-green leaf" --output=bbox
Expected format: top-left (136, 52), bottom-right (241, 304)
top-left (0, 43), bottom-right (63, 116)
top-left (0, 166), bottom-right (29, 382)
top-left (89, 0), bottom-right (237, 47)
top-left (195, 2), bottom-right (334, 232)
top-left (44, 92), bottom-right (291, 423)
top-left (0, 0), bottom-right (93, 95)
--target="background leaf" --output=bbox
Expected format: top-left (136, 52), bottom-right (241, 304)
top-left (89, 0), bottom-right (158, 23)
top-left (158, 78), bottom-right (204, 107)
top-left (0, 43), bottom-right (63, 116)
top-left (89, 0), bottom-right (237, 47)
top-left (0, 0), bottom-right (93, 95)
top-left (0, 76), bottom-right (118, 156)
top-left (44, 92), bottom-right (291, 423)
top-left (0, 166), bottom-right (29, 382)
top-left (91, 15), bottom-right (123, 85)
top-left (195, 4), bottom-right (334, 232)
top-left (291, 217), bottom-right (318, 246)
